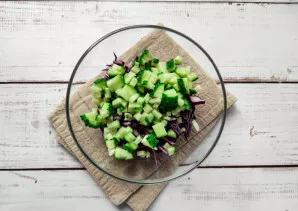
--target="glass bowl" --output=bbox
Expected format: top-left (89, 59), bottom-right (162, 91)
top-left (66, 25), bottom-right (227, 184)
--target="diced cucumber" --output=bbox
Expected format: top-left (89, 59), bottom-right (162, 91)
top-left (136, 84), bottom-right (145, 94)
top-left (131, 66), bottom-right (140, 74)
top-left (144, 63), bottom-right (151, 70)
top-left (136, 97), bottom-right (145, 106)
top-left (133, 112), bottom-right (142, 121)
top-left (151, 83), bottom-right (164, 98)
top-left (129, 78), bottom-right (138, 87)
top-left (91, 86), bottom-right (103, 99)
top-left (166, 59), bottom-right (176, 72)
top-left (141, 134), bottom-right (158, 149)
top-left (177, 78), bottom-right (190, 95)
top-left (117, 85), bottom-right (137, 101)
top-left (112, 98), bottom-right (122, 108)
top-left (151, 67), bottom-right (159, 74)
top-left (123, 142), bottom-right (138, 152)
top-left (158, 62), bottom-right (167, 73)
top-left (128, 103), bottom-right (143, 113)
top-left (152, 104), bottom-right (159, 109)
top-left (92, 98), bottom-right (103, 107)
top-left (188, 72), bottom-right (199, 81)
top-left (173, 83), bottom-right (180, 91)
top-left (139, 113), bottom-right (149, 126)
top-left (159, 89), bottom-right (178, 113)
top-left (124, 113), bottom-right (132, 121)
top-left (100, 102), bottom-right (113, 118)
top-left (104, 88), bottom-right (111, 98)
top-left (116, 127), bottom-right (132, 139)
top-left (152, 123), bottom-right (167, 138)
top-left (129, 93), bottom-right (140, 103)
top-left (107, 120), bottom-right (120, 130)
top-left (178, 98), bottom-right (184, 107)
top-left (137, 150), bottom-right (148, 158)
top-left (159, 73), bottom-right (171, 83)
top-left (107, 75), bottom-right (125, 91)
top-left (114, 147), bottom-right (133, 160)
top-left (138, 49), bottom-right (152, 65)
top-left (124, 132), bottom-right (136, 142)
top-left (145, 113), bottom-right (154, 124)
top-left (148, 98), bottom-right (161, 105)
top-left (108, 148), bottom-right (115, 156)
top-left (168, 73), bottom-right (179, 85)
top-left (143, 104), bottom-right (153, 113)
top-left (105, 139), bottom-right (116, 149)
top-left (134, 136), bottom-right (142, 145)
top-left (104, 133), bottom-right (113, 141)
top-left (174, 56), bottom-right (183, 65)
top-left (183, 98), bottom-right (191, 111)
top-left (144, 93), bottom-right (150, 103)
top-left (190, 89), bottom-right (197, 94)
top-left (152, 109), bottom-right (162, 120)
top-left (94, 78), bottom-right (107, 88)
top-left (120, 99), bottom-right (128, 107)
top-left (124, 72), bottom-right (136, 84)
top-left (167, 129), bottom-right (177, 138)
top-left (152, 58), bottom-right (159, 67)
top-left (194, 84), bottom-right (201, 92)
top-left (164, 143), bottom-right (176, 156)
top-left (148, 72), bottom-right (159, 85)
top-left (175, 67), bottom-right (190, 78)
top-left (108, 64), bottom-right (125, 77)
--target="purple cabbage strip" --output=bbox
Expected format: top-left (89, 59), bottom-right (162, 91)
top-left (189, 96), bottom-right (205, 105)
top-left (104, 74), bottom-right (110, 79)
top-left (113, 115), bottom-right (122, 121)
top-left (122, 121), bottom-right (132, 126)
top-left (113, 60), bottom-right (125, 66)
top-left (133, 56), bottom-right (138, 62)
top-left (168, 120), bottom-right (182, 135)
top-left (125, 66), bottom-right (131, 73)
top-left (158, 146), bottom-right (168, 155)
top-left (160, 137), bottom-right (176, 145)
top-left (152, 150), bottom-right (158, 166)
top-left (184, 107), bottom-right (195, 138)
top-left (133, 129), bottom-right (139, 137)
top-left (113, 52), bottom-right (117, 61)
top-left (102, 68), bottom-right (108, 72)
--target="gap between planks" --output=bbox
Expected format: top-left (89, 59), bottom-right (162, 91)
top-left (3, 165), bottom-right (298, 171)
top-left (1, 79), bottom-right (298, 84)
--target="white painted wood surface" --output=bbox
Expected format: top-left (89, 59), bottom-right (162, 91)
top-left (1, 168), bottom-right (298, 211)
top-left (1, 83), bottom-right (298, 168)
top-left (0, 2), bottom-right (298, 82)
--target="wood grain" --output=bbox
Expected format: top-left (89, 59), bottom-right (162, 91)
top-left (1, 83), bottom-right (298, 169)
top-left (0, 2), bottom-right (297, 82)
top-left (1, 168), bottom-right (298, 210)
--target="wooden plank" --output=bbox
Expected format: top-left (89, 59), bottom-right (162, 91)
top-left (1, 83), bottom-right (298, 168)
top-left (0, 2), bottom-right (297, 82)
top-left (1, 168), bottom-right (298, 210)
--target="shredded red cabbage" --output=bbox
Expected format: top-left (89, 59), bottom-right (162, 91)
top-left (189, 96), bottom-right (205, 105)
top-left (152, 150), bottom-right (158, 166)
top-left (168, 120), bottom-right (182, 135)
top-left (158, 146), bottom-right (168, 154)
top-left (122, 121), bottom-right (132, 126)
top-left (113, 60), bottom-right (125, 66)
top-left (125, 66), bottom-right (131, 73)
top-left (113, 115), bottom-right (122, 121)
top-left (160, 137), bottom-right (176, 145)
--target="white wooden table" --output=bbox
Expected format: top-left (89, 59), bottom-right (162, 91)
top-left (1, 1), bottom-right (298, 210)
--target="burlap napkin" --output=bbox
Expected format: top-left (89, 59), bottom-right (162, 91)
top-left (48, 28), bottom-right (237, 211)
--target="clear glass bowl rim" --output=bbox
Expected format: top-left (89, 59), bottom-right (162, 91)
top-left (66, 24), bottom-right (228, 185)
